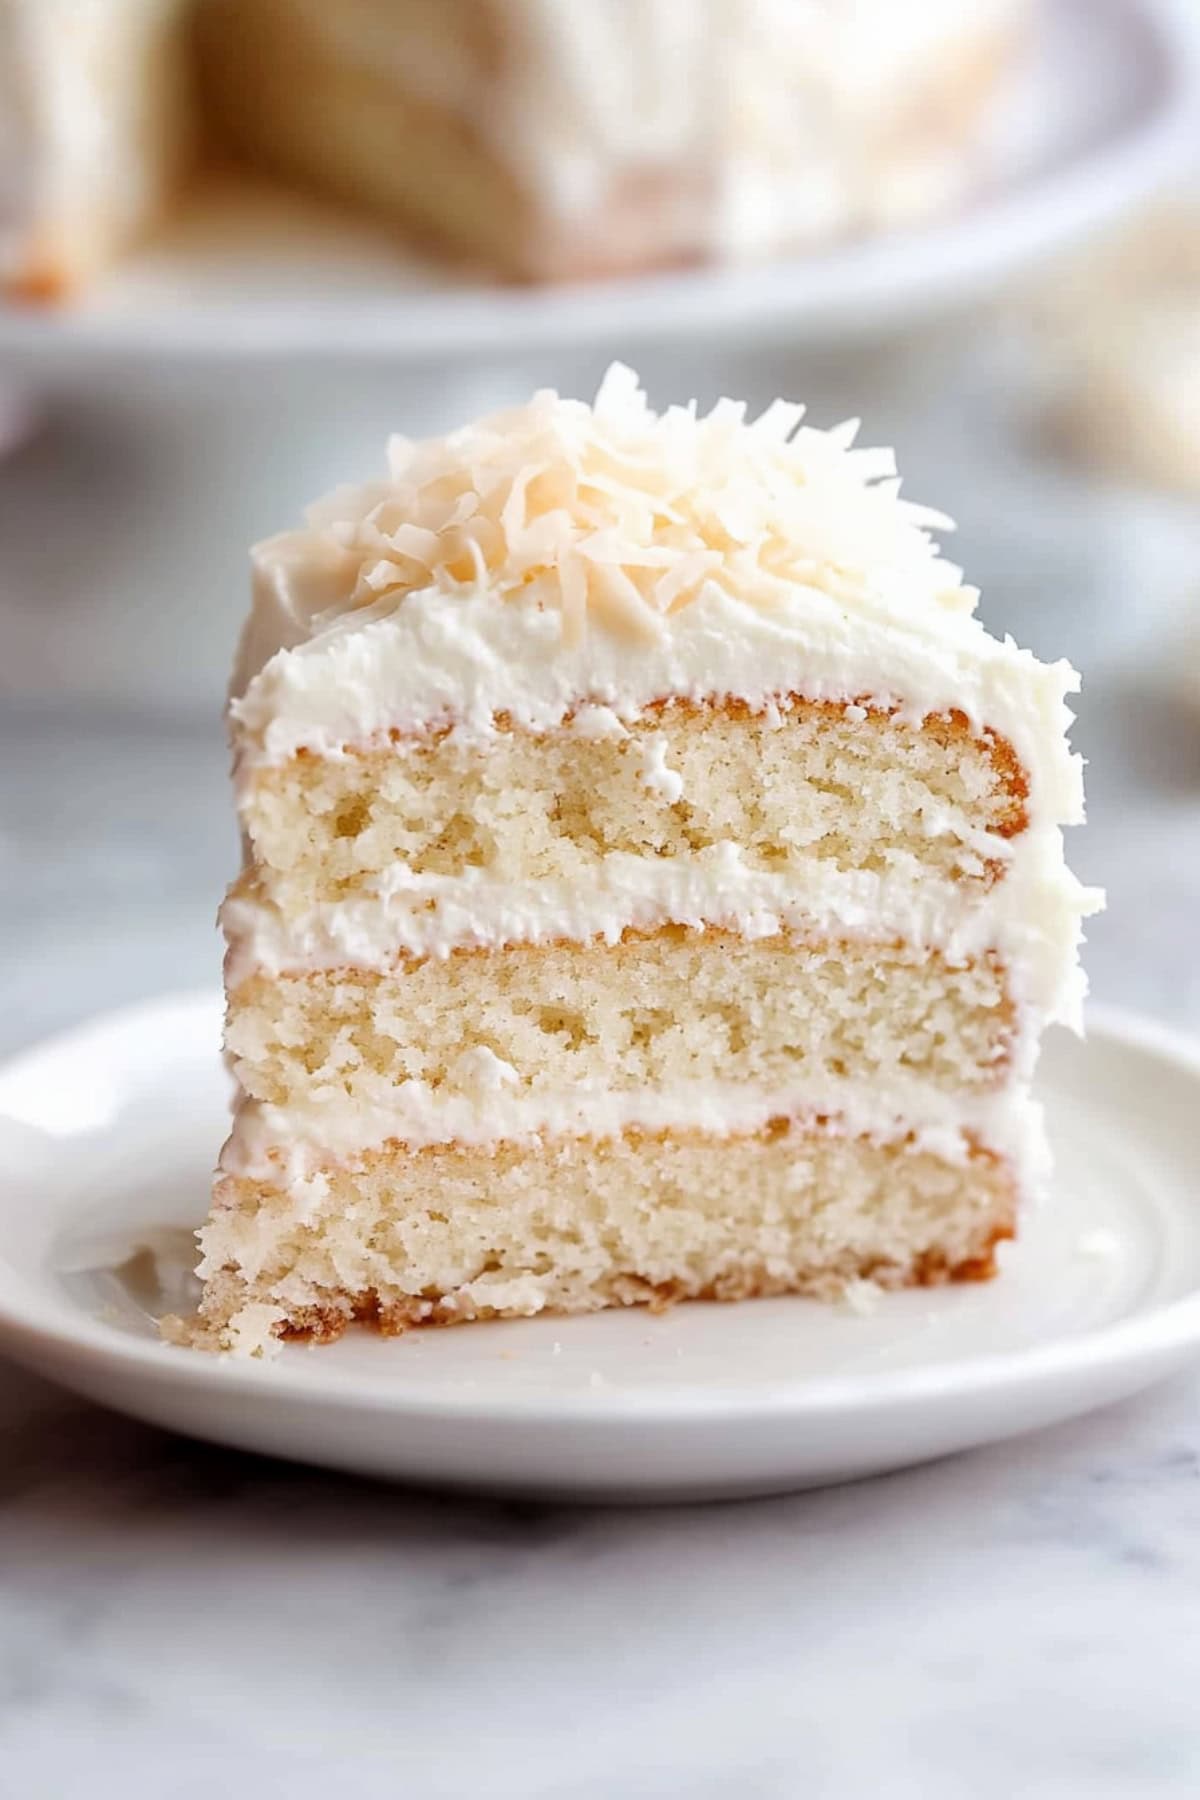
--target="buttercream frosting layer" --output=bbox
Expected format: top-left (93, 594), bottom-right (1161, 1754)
top-left (220, 1076), bottom-right (1048, 1191)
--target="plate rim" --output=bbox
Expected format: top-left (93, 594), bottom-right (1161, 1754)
top-left (0, 0), bottom-right (1193, 367)
top-left (1, 995), bottom-right (1199, 1425)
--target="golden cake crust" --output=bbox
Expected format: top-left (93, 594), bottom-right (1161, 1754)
top-left (277, 1225), bottom-right (1016, 1346)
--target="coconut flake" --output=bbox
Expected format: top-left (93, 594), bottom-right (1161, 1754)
top-left (278, 364), bottom-right (973, 652)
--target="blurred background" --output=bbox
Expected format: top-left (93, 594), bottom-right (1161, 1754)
top-left (1, 0), bottom-right (1198, 1053)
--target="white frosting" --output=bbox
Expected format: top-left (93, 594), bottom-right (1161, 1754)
top-left (221, 1074), bottom-right (1049, 1194)
top-left (637, 733), bottom-right (684, 803)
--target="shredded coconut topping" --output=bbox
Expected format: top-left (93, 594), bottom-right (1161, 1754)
top-left (292, 364), bottom-right (975, 650)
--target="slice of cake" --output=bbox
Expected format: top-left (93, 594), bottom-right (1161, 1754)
top-left (182, 365), bottom-right (1098, 1355)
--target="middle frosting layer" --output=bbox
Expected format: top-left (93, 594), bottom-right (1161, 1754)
top-left (220, 1078), bottom-right (1050, 1184)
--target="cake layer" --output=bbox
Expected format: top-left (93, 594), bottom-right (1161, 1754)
top-left (239, 701), bottom-right (1025, 909)
top-left (223, 1083), bottom-right (1043, 1180)
top-left (227, 932), bottom-right (1014, 1113)
top-left (190, 1121), bottom-right (1018, 1352)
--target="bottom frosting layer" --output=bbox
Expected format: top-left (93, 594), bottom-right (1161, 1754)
top-left (173, 1120), bottom-right (1017, 1355)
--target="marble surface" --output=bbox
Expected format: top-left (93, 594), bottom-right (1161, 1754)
top-left (3, 1359), bottom-right (1200, 1800)
top-left (3, 323), bottom-right (1200, 1795)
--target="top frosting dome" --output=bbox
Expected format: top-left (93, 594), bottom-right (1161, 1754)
top-left (241, 363), bottom-right (981, 667)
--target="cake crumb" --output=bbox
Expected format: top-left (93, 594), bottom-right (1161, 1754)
top-left (839, 1276), bottom-right (884, 1316)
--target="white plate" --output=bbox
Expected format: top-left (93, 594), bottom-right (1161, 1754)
top-left (1, 994), bottom-right (1199, 1502)
top-left (0, 0), bottom-right (1192, 370)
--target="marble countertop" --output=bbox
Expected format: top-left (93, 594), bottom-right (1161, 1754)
top-left (5, 1357), bottom-right (1200, 1800)
top-left (3, 323), bottom-right (1200, 1796)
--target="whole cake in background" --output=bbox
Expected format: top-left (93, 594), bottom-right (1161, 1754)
top-left (2, 0), bottom-right (1029, 295)
top-left (166, 365), bottom-right (1100, 1355)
